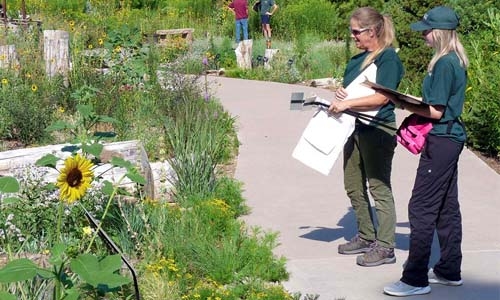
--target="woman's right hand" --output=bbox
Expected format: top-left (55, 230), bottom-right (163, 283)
top-left (335, 87), bottom-right (348, 101)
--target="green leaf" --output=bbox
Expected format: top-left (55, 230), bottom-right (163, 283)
top-left (111, 156), bottom-right (133, 169)
top-left (102, 180), bottom-right (114, 196)
top-left (126, 170), bottom-right (146, 185)
top-left (62, 288), bottom-right (80, 300)
top-left (2, 197), bottom-right (21, 204)
top-left (0, 259), bottom-right (38, 283)
top-left (45, 120), bottom-right (74, 132)
top-left (82, 142), bottom-right (104, 158)
top-left (70, 254), bottom-right (100, 286)
top-left (49, 244), bottom-right (67, 266)
top-left (35, 154), bottom-right (60, 169)
top-left (37, 268), bottom-right (55, 279)
top-left (77, 104), bottom-right (94, 119)
top-left (0, 291), bottom-right (16, 300)
top-left (99, 254), bottom-right (123, 272)
top-left (115, 187), bottom-right (132, 196)
top-left (96, 273), bottom-right (131, 289)
top-left (70, 254), bottom-right (131, 289)
top-left (0, 176), bottom-right (20, 193)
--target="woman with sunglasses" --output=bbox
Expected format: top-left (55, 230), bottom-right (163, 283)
top-left (383, 6), bottom-right (468, 296)
top-left (328, 7), bottom-right (404, 267)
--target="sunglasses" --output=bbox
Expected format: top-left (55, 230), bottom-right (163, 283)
top-left (349, 27), bottom-right (370, 36)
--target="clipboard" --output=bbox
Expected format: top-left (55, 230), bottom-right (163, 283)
top-left (362, 79), bottom-right (427, 105)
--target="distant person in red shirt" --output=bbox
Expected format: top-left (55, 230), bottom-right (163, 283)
top-left (228, 0), bottom-right (249, 44)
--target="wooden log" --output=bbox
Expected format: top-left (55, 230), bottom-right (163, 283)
top-left (0, 140), bottom-right (155, 200)
top-left (155, 28), bottom-right (194, 46)
top-left (43, 30), bottom-right (70, 85)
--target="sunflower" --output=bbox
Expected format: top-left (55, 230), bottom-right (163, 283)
top-left (31, 84), bottom-right (38, 92)
top-left (56, 154), bottom-right (94, 204)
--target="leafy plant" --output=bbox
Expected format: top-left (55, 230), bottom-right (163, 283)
top-left (164, 97), bottom-right (237, 201)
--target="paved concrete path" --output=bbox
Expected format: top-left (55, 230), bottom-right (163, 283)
top-left (211, 76), bottom-right (500, 300)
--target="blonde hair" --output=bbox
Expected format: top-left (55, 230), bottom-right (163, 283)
top-left (351, 7), bottom-right (396, 69)
top-left (428, 29), bottom-right (469, 72)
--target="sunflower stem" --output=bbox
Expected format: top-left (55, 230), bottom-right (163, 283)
top-left (85, 175), bottom-right (126, 252)
top-left (56, 201), bottom-right (63, 242)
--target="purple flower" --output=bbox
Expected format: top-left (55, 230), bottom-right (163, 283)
top-left (202, 57), bottom-right (208, 66)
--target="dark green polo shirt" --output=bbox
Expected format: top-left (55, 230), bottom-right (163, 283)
top-left (343, 48), bottom-right (404, 124)
top-left (422, 52), bottom-right (467, 143)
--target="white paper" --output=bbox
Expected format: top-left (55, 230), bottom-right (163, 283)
top-left (344, 63), bottom-right (379, 124)
top-left (292, 110), bottom-right (356, 175)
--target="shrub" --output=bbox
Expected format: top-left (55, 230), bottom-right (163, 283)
top-left (461, 8), bottom-right (500, 156)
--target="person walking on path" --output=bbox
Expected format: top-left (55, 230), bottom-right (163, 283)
top-left (228, 0), bottom-right (249, 44)
top-left (328, 7), bottom-right (404, 267)
top-left (383, 6), bottom-right (468, 297)
top-left (257, 0), bottom-right (278, 48)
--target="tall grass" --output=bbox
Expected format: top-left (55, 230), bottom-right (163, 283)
top-left (164, 97), bottom-right (237, 201)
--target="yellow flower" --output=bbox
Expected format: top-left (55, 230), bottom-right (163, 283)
top-left (98, 38), bottom-right (104, 45)
top-left (31, 84), bottom-right (38, 92)
top-left (1, 78), bottom-right (8, 85)
top-left (114, 46), bottom-right (121, 53)
top-left (58, 106), bottom-right (65, 113)
top-left (82, 226), bottom-right (92, 236)
top-left (88, 44), bottom-right (93, 49)
top-left (69, 20), bottom-right (75, 27)
top-left (25, 73), bottom-right (32, 78)
top-left (56, 154), bottom-right (94, 204)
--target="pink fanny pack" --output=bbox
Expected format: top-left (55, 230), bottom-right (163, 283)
top-left (397, 114), bottom-right (433, 154)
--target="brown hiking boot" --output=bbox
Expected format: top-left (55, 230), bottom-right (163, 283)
top-left (266, 40), bottom-right (271, 49)
top-left (338, 235), bottom-right (374, 254)
top-left (356, 244), bottom-right (396, 267)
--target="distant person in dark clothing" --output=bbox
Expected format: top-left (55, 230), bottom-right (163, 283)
top-left (258, 0), bottom-right (278, 48)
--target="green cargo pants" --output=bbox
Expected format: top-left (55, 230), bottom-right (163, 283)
top-left (342, 122), bottom-right (397, 248)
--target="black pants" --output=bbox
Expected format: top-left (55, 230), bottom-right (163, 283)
top-left (402, 134), bottom-right (464, 287)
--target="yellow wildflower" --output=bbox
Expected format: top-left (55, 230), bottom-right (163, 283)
top-left (82, 226), bottom-right (92, 236)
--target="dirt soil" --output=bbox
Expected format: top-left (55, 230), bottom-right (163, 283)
top-left (471, 149), bottom-right (500, 175)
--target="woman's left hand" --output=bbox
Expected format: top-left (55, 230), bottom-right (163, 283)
top-left (329, 99), bottom-right (350, 113)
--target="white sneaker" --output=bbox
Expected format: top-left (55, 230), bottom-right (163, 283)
top-left (428, 268), bottom-right (463, 286)
top-left (384, 281), bottom-right (431, 297)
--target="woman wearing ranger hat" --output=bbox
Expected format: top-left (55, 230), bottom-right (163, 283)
top-left (382, 6), bottom-right (469, 297)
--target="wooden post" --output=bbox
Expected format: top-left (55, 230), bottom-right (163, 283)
top-left (1, 0), bottom-right (6, 22)
top-left (43, 30), bottom-right (70, 85)
top-left (235, 39), bottom-right (252, 69)
top-left (0, 44), bottom-right (20, 69)
top-left (264, 49), bottom-right (279, 70)
top-left (20, 0), bottom-right (27, 20)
